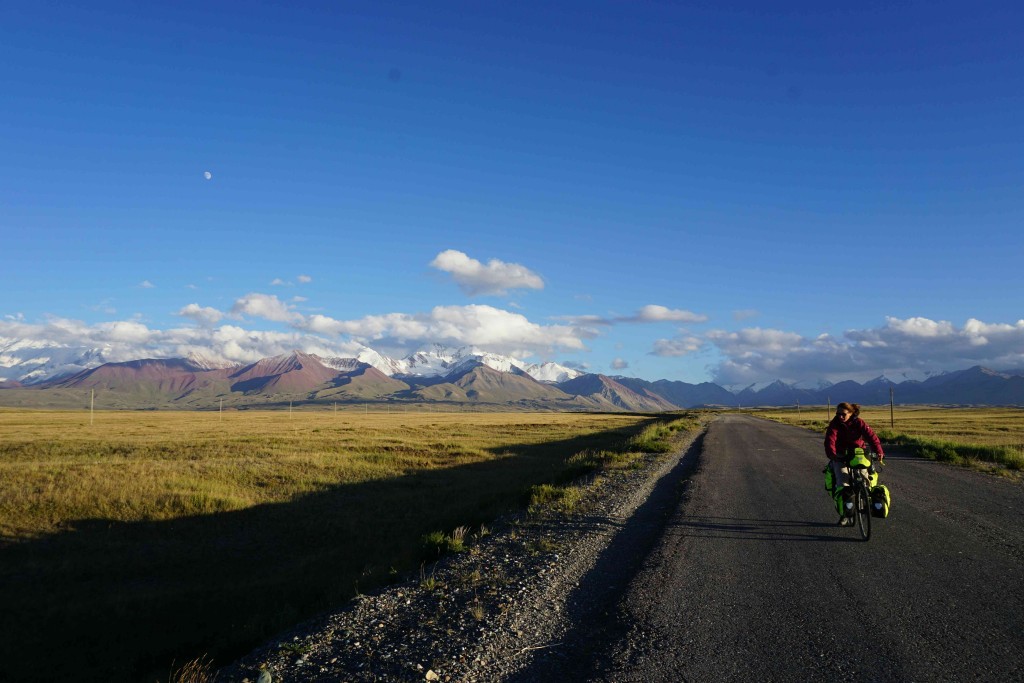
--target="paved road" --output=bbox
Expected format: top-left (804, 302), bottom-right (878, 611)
top-left (511, 414), bottom-right (1024, 682)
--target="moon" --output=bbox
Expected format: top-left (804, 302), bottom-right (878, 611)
top-left (204, 171), bottom-right (212, 180)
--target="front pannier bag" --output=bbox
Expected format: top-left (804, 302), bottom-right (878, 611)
top-left (870, 484), bottom-right (891, 518)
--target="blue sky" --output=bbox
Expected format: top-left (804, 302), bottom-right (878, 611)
top-left (3, 1), bottom-right (1023, 386)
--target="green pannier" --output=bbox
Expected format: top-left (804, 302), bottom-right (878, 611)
top-left (823, 464), bottom-right (845, 515)
top-left (870, 484), bottom-right (891, 518)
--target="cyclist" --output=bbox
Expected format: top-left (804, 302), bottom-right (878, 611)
top-left (825, 402), bottom-right (884, 525)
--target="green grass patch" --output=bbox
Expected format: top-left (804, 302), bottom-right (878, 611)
top-left (422, 526), bottom-right (470, 557)
top-left (876, 430), bottom-right (1024, 470)
top-left (527, 483), bottom-right (584, 513)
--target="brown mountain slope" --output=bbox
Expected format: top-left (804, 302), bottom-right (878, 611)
top-left (229, 351), bottom-right (340, 394)
top-left (410, 364), bottom-right (571, 404)
top-left (558, 374), bottom-right (679, 412)
top-left (313, 365), bottom-right (410, 400)
top-left (51, 358), bottom-right (228, 398)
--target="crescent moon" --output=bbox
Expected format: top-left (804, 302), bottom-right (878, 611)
top-left (204, 171), bottom-right (212, 180)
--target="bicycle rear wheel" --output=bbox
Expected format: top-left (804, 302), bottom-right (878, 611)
top-left (856, 482), bottom-right (872, 541)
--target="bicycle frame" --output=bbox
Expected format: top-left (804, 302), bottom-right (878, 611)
top-left (846, 450), bottom-right (875, 541)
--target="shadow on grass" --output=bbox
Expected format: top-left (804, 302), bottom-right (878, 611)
top-left (0, 419), bottom-right (662, 683)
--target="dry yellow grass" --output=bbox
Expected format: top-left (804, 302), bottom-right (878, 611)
top-left (0, 407), bottom-right (694, 682)
top-left (0, 408), bottom-right (649, 540)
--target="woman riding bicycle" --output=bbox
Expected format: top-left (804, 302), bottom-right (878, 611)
top-left (825, 402), bottom-right (884, 525)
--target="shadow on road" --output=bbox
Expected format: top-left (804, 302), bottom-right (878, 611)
top-left (671, 515), bottom-right (859, 543)
top-left (505, 431), bottom-right (707, 683)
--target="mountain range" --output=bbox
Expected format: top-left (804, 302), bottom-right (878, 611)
top-left (1, 339), bottom-right (1023, 410)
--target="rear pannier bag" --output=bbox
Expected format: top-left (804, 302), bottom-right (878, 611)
top-left (870, 484), bottom-right (891, 519)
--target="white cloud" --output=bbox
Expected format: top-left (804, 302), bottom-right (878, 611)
top-left (553, 314), bottom-right (614, 327)
top-left (733, 309), bottom-right (759, 321)
top-left (178, 304), bottom-right (225, 327)
top-left (556, 306), bottom-right (707, 327)
top-left (96, 320), bottom-right (153, 344)
top-left (880, 316), bottom-right (956, 338)
top-left (297, 274), bottom-right (312, 283)
top-left (0, 317), bottom-right (365, 370)
top-left (619, 305), bottom-right (708, 324)
top-left (230, 293), bottom-right (304, 325)
top-left (139, 280), bottom-right (155, 289)
top-left (270, 278), bottom-right (287, 286)
top-left (430, 249), bottom-right (544, 296)
top-left (651, 335), bottom-right (705, 357)
top-left (611, 358), bottom-right (629, 370)
top-left (305, 304), bottom-right (587, 357)
top-left (291, 296), bottom-right (308, 303)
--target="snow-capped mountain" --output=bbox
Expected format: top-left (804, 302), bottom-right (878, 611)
top-left (0, 337), bottom-right (581, 387)
top-left (523, 361), bottom-right (582, 383)
top-left (0, 337), bottom-right (114, 384)
top-left (348, 344), bottom-right (580, 383)
top-left (354, 347), bottom-right (409, 376)
top-left (318, 355), bottom-right (372, 373)
top-left (184, 351), bottom-right (239, 371)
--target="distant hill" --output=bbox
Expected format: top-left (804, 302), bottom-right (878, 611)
top-left (1, 341), bottom-right (1023, 410)
top-left (558, 374), bottom-right (678, 412)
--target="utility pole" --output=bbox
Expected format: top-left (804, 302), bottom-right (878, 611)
top-left (219, 398), bottom-right (223, 421)
top-left (827, 397), bottom-right (831, 420)
top-left (890, 387), bottom-right (895, 429)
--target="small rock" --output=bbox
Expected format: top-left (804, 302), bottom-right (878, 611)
top-left (256, 672), bottom-right (272, 683)
top-left (426, 670), bottom-right (440, 681)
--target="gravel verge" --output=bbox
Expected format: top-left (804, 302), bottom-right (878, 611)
top-left (218, 423), bottom-right (707, 683)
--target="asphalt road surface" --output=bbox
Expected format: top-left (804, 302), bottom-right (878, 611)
top-left (510, 414), bottom-right (1024, 682)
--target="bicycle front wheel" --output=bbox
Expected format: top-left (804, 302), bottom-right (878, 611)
top-left (856, 482), bottom-right (872, 541)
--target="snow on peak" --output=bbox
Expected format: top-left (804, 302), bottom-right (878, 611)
top-left (318, 355), bottom-right (369, 373)
top-left (524, 361), bottom-right (583, 383)
top-left (355, 347), bottom-right (406, 375)
top-left (0, 336), bottom-right (578, 386)
top-left (185, 351), bottom-right (238, 371)
top-left (0, 338), bottom-right (113, 384)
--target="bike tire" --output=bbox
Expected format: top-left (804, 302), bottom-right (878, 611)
top-left (856, 482), bottom-right (871, 541)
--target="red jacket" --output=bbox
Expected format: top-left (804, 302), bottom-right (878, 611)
top-left (824, 416), bottom-right (884, 460)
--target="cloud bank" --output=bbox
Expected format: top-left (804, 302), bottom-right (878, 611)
top-left (705, 317), bottom-right (1024, 386)
top-left (4, 278), bottom-right (1022, 388)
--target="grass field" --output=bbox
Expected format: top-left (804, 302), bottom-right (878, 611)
top-left (0, 408), bottom-right (698, 682)
top-left (753, 405), bottom-right (1024, 472)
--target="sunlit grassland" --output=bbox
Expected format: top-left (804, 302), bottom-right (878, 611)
top-left (0, 408), bottom-right (699, 682)
top-left (753, 405), bottom-right (1024, 472)
top-left (1, 409), bottom-right (655, 538)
